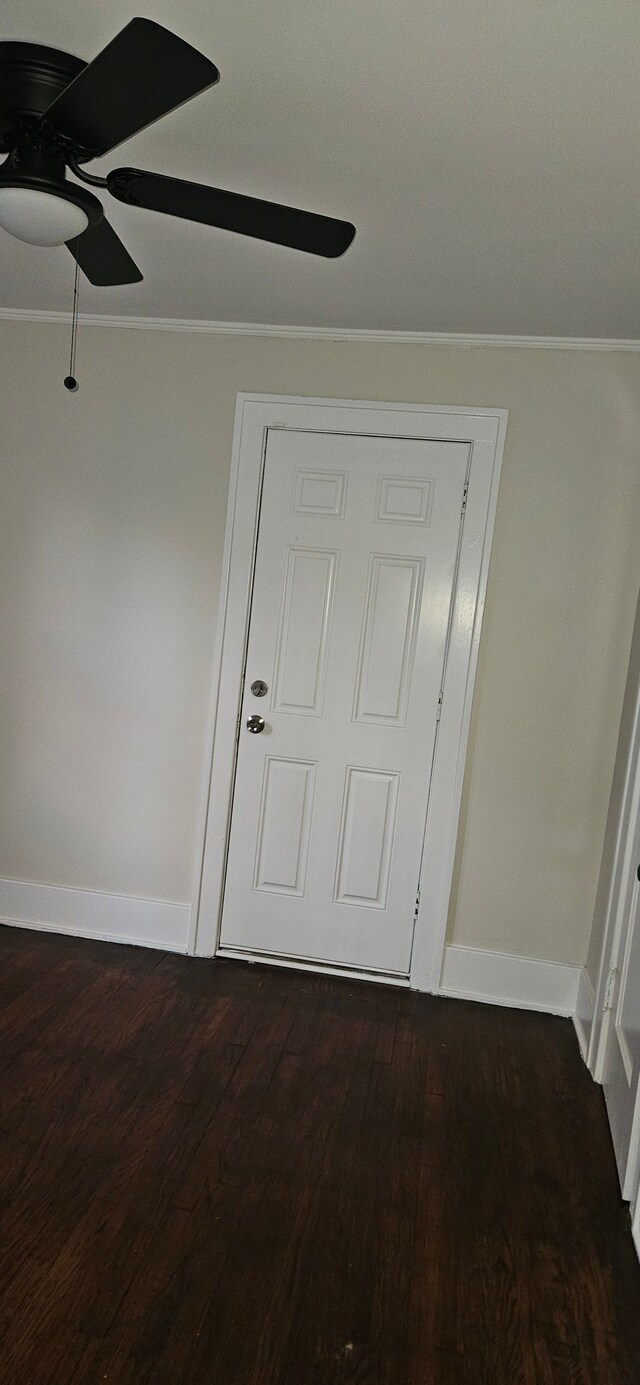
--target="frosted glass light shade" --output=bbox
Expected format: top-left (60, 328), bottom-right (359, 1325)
top-left (0, 187), bottom-right (89, 246)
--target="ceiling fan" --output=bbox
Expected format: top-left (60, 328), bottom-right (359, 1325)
top-left (0, 17), bottom-right (356, 286)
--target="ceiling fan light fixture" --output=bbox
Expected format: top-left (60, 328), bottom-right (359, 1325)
top-left (0, 22), bottom-right (355, 284)
top-left (0, 186), bottom-right (90, 245)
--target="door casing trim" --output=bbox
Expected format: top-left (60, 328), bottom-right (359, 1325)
top-left (588, 645), bottom-right (640, 1083)
top-left (191, 394), bottom-right (507, 992)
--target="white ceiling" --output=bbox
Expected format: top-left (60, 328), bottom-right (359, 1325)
top-left (1, 0), bottom-right (639, 336)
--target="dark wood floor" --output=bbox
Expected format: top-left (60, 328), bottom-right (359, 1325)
top-left (1, 930), bottom-right (639, 1384)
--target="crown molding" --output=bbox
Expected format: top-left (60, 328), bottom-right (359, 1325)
top-left (0, 305), bottom-right (639, 351)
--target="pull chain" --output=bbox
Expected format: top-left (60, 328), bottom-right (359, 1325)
top-left (64, 252), bottom-right (80, 392)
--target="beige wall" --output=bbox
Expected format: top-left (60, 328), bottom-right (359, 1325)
top-left (1, 319), bottom-right (639, 964)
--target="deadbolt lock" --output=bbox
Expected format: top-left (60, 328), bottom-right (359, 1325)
top-left (250, 679), bottom-right (268, 697)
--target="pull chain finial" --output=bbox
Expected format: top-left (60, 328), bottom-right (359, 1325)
top-left (64, 252), bottom-right (80, 392)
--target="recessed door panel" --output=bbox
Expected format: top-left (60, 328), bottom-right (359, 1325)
top-left (376, 474), bottom-right (434, 525)
top-left (253, 757), bottom-right (316, 896)
top-left (272, 548), bottom-right (337, 716)
top-left (334, 767), bottom-right (399, 908)
top-left (294, 469), bottom-right (347, 517)
top-left (353, 556), bottom-right (424, 726)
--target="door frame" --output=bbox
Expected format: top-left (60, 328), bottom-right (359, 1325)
top-left (191, 394), bottom-right (507, 991)
top-left (588, 631), bottom-right (640, 1085)
top-left (586, 608), bottom-right (640, 1196)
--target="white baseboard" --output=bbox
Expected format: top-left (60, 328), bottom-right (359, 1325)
top-left (439, 944), bottom-right (581, 1016)
top-left (0, 876), bottom-right (190, 953)
top-left (0, 887), bottom-right (590, 1020)
top-left (573, 966), bottom-right (596, 1063)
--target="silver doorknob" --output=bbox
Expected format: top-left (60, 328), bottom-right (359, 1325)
top-left (246, 714), bottom-right (265, 734)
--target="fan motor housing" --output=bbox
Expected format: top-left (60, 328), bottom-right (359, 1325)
top-left (0, 41), bottom-right (86, 153)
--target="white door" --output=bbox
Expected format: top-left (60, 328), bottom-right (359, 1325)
top-left (219, 428), bottom-right (469, 975)
top-left (601, 827), bottom-right (640, 1198)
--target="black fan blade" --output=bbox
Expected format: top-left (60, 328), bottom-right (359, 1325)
top-left (108, 168), bottom-right (356, 258)
top-left (66, 218), bottom-right (143, 286)
top-left (44, 19), bottom-right (219, 158)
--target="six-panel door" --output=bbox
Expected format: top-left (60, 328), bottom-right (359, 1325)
top-left (220, 428), bottom-right (469, 975)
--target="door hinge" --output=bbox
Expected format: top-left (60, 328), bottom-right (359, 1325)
top-left (461, 482), bottom-right (469, 514)
top-left (414, 888), bottom-right (421, 921)
top-left (604, 966), bottom-right (618, 1011)
top-left (436, 690), bottom-right (444, 721)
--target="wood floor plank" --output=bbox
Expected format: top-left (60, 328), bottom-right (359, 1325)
top-left (1, 931), bottom-right (640, 1384)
